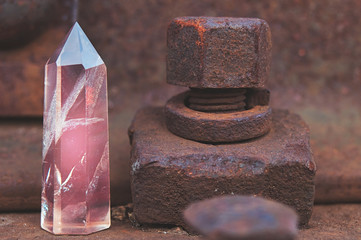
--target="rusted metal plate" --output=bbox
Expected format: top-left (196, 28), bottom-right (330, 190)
top-left (293, 95), bottom-right (361, 203)
top-left (0, 212), bottom-right (196, 240)
top-left (0, 204), bottom-right (360, 239)
top-left (0, 27), bottom-right (68, 116)
top-left (0, 0), bottom-right (61, 48)
top-left (0, 119), bottom-right (42, 211)
top-left (0, 0), bottom-right (73, 116)
top-left (129, 107), bottom-right (315, 226)
top-left (298, 204), bottom-right (361, 239)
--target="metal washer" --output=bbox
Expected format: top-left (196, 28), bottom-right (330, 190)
top-left (165, 91), bottom-right (272, 143)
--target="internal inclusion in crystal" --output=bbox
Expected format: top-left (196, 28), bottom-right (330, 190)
top-left (41, 22), bottom-right (110, 235)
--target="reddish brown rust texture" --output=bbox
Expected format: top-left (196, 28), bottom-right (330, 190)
top-left (167, 17), bottom-right (271, 89)
top-left (245, 88), bottom-right (270, 109)
top-left (165, 92), bottom-right (271, 143)
top-left (0, 119), bottom-right (43, 211)
top-left (174, 19), bottom-right (207, 48)
top-left (0, 62), bottom-right (45, 116)
top-left (129, 107), bottom-right (315, 227)
top-left (0, 0), bottom-right (72, 116)
top-left (186, 88), bottom-right (247, 112)
top-left (2, 204), bottom-right (361, 239)
top-left (0, 0), bottom-right (59, 48)
top-left (184, 196), bottom-right (298, 240)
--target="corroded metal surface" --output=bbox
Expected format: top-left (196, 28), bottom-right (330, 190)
top-left (0, 119), bottom-right (42, 211)
top-left (0, 204), bottom-right (360, 239)
top-left (0, 27), bottom-right (69, 116)
top-left (187, 88), bottom-right (247, 112)
top-left (0, 0), bottom-right (71, 116)
top-left (129, 107), bottom-right (315, 226)
top-left (0, 0), bottom-right (59, 48)
top-left (245, 88), bottom-right (270, 109)
top-left (184, 195), bottom-right (298, 240)
top-left (165, 92), bottom-right (271, 142)
top-left (167, 17), bottom-right (271, 88)
top-left (0, 212), bottom-right (195, 240)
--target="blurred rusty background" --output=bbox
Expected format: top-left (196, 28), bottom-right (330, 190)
top-left (0, 0), bottom-right (361, 210)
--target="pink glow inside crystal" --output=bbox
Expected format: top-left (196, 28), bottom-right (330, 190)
top-left (41, 22), bottom-right (110, 235)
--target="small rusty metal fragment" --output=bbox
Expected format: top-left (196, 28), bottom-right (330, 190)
top-left (112, 203), bottom-right (134, 222)
top-left (183, 195), bottom-right (298, 240)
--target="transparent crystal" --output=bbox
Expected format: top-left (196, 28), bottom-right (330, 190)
top-left (41, 22), bottom-right (110, 235)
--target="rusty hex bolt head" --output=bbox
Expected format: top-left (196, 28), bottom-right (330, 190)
top-left (167, 17), bottom-right (272, 88)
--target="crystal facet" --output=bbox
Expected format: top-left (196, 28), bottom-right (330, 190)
top-left (41, 22), bottom-right (110, 235)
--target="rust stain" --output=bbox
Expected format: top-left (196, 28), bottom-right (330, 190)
top-left (175, 18), bottom-right (206, 47)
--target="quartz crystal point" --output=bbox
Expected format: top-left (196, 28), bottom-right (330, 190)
top-left (41, 22), bottom-right (110, 235)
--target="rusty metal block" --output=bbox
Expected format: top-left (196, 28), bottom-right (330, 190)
top-left (167, 17), bottom-right (271, 88)
top-left (129, 107), bottom-right (315, 227)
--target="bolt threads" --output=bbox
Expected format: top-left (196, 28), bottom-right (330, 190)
top-left (186, 88), bottom-right (247, 112)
